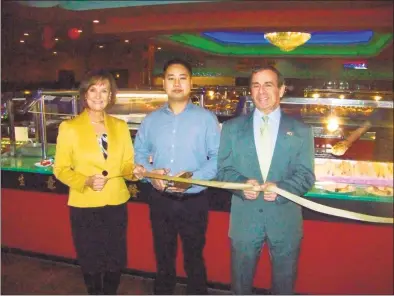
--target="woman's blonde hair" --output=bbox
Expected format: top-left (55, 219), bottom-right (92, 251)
top-left (79, 69), bottom-right (117, 110)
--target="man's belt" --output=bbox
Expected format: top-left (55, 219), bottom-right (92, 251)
top-left (143, 172), bottom-right (393, 224)
top-left (153, 187), bottom-right (205, 201)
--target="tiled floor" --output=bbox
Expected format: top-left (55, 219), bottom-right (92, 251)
top-left (1, 252), bottom-right (231, 295)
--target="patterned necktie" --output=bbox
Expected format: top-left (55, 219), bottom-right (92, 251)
top-left (259, 116), bottom-right (272, 181)
top-left (98, 133), bottom-right (108, 159)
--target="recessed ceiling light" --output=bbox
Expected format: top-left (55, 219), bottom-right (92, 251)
top-left (78, 30), bottom-right (83, 33)
top-left (157, 47), bottom-right (162, 50)
top-left (55, 38), bottom-right (59, 41)
top-left (93, 20), bottom-right (100, 23)
top-left (53, 51), bottom-right (57, 55)
top-left (23, 33), bottom-right (29, 36)
top-left (125, 40), bottom-right (129, 43)
top-left (99, 45), bottom-right (104, 48)
top-left (20, 40), bottom-right (25, 43)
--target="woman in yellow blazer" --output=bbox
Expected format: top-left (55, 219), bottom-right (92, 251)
top-left (54, 69), bottom-right (145, 295)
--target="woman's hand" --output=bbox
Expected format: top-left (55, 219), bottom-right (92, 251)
top-left (85, 174), bottom-right (108, 191)
top-left (133, 164), bottom-right (146, 180)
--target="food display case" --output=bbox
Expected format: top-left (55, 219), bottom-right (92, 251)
top-left (1, 87), bottom-right (393, 295)
top-left (2, 87), bottom-right (393, 199)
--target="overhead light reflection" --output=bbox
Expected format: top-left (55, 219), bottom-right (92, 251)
top-left (327, 116), bottom-right (339, 132)
top-left (312, 93), bottom-right (320, 98)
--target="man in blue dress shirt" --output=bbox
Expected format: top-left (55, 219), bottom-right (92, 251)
top-left (134, 58), bottom-right (221, 295)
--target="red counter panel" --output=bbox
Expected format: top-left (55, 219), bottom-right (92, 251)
top-left (2, 188), bottom-right (393, 294)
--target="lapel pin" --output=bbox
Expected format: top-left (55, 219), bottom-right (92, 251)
top-left (286, 131), bottom-right (293, 136)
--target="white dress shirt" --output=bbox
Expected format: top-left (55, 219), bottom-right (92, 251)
top-left (253, 107), bottom-right (281, 179)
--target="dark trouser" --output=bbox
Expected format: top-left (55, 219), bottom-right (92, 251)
top-left (70, 203), bottom-right (127, 294)
top-left (149, 188), bottom-right (209, 295)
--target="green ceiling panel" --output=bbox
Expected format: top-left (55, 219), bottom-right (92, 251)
top-left (164, 33), bottom-right (393, 57)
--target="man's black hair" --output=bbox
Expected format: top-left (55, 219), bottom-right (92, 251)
top-left (163, 58), bottom-right (193, 76)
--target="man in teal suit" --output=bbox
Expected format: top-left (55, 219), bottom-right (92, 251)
top-left (217, 66), bottom-right (315, 294)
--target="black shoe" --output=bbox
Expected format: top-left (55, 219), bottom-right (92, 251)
top-left (83, 273), bottom-right (103, 295)
top-left (103, 271), bottom-right (121, 295)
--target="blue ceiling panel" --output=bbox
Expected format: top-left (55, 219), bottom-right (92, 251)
top-left (202, 31), bottom-right (374, 45)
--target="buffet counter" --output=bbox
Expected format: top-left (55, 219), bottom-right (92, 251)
top-left (1, 88), bottom-right (393, 294)
top-left (1, 154), bottom-right (393, 295)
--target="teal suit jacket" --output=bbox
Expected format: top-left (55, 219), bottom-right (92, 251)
top-left (217, 110), bottom-right (315, 241)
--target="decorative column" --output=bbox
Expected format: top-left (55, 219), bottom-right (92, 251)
top-left (126, 44), bottom-right (155, 88)
top-left (142, 44), bottom-right (155, 87)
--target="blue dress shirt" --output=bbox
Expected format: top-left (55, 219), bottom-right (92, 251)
top-left (134, 102), bottom-right (221, 193)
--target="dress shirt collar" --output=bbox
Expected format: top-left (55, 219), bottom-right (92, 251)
top-left (253, 106), bottom-right (281, 124)
top-left (163, 100), bottom-right (194, 114)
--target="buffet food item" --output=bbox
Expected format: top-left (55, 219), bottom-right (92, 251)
top-left (322, 183), bottom-right (356, 193)
top-left (365, 186), bottom-right (394, 197)
top-left (40, 159), bottom-right (52, 166)
top-left (314, 158), bottom-right (393, 187)
top-left (331, 141), bottom-right (349, 156)
top-left (301, 106), bottom-right (374, 118)
top-left (355, 161), bottom-right (371, 177)
top-left (34, 158), bottom-right (54, 168)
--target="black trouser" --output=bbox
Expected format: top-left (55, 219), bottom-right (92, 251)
top-left (70, 204), bottom-right (127, 294)
top-left (149, 188), bottom-right (209, 295)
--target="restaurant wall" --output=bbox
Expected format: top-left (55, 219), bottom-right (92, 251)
top-left (2, 51), bottom-right (392, 88)
top-left (2, 47), bottom-right (146, 87)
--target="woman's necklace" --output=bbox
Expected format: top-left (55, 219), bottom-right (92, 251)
top-left (91, 120), bottom-right (104, 124)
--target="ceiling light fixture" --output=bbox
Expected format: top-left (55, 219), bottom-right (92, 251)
top-left (125, 40), bottom-right (129, 43)
top-left (264, 32), bottom-right (311, 52)
top-left (20, 40), bottom-right (25, 43)
top-left (23, 33), bottom-right (29, 36)
top-left (93, 20), bottom-right (100, 23)
top-left (55, 38), bottom-right (59, 41)
top-left (78, 30), bottom-right (83, 33)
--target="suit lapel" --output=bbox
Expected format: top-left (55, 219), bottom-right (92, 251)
top-left (77, 110), bottom-right (105, 163)
top-left (239, 113), bottom-right (263, 182)
top-left (268, 112), bottom-right (295, 181)
top-left (104, 113), bottom-right (116, 163)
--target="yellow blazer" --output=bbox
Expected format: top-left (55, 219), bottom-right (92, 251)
top-left (54, 109), bottom-right (137, 208)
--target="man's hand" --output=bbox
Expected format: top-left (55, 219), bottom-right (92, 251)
top-left (331, 140), bottom-right (350, 156)
top-left (151, 168), bottom-right (170, 191)
top-left (166, 171), bottom-right (193, 193)
top-left (261, 182), bottom-right (278, 201)
top-left (85, 174), bottom-right (108, 191)
top-left (243, 179), bottom-right (262, 200)
top-left (133, 164), bottom-right (146, 180)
